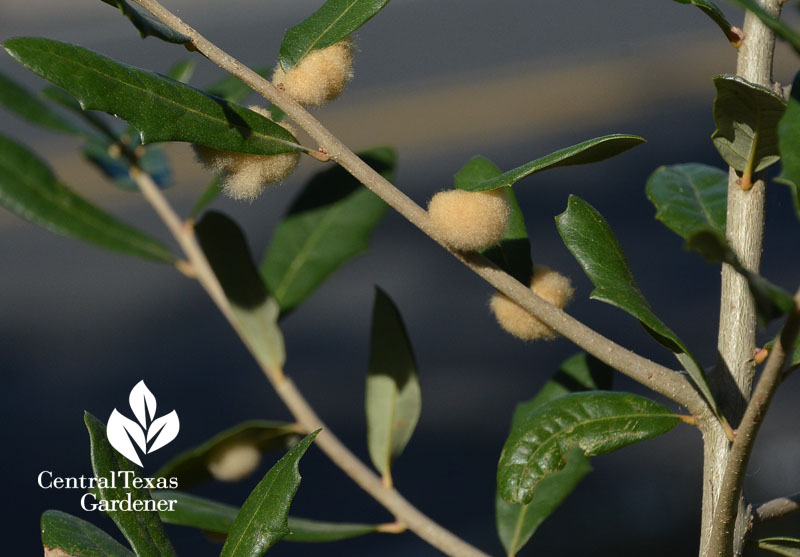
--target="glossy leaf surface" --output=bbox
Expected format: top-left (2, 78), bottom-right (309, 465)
top-left (41, 510), bottom-right (134, 557)
top-left (99, 0), bottom-right (190, 44)
top-left (4, 38), bottom-right (299, 155)
top-left (0, 70), bottom-right (83, 135)
top-left (673, 0), bottom-right (743, 45)
top-left (777, 71), bottom-right (800, 222)
top-left (153, 490), bottom-right (380, 542)
top-left (365, 288), bottom-right (421, 478)
top-left (686, 228), bottom-right (796, 322)
top-left (646, 163), bottom-right (727, 239)
top-left (0, 133), bottom-right (173, 262)
top-left (220, 431), bottom-right (320, 556)
top-left (260, 148), bottom-right (392, 313)
top-left (84, 412), bottom-right (177, 556)
top-left (758, 537), bottom-right (800, 556)
top-left (464, 135), bottom-right (645, 192)
top-left (498, 392), bottom-right (678, 504)
top-left (556, 195), bottom-right (714, 409)
top-left (196, 212), bottom-right (286, 374)
top-left (455, 156), bottom-right (533, 283)
top-left (155, 421), bottom-right (299, 488)
top-left (496, 353), bottom-right (611, 556)
top-left (280, 0), bottom-right (391, 70)
top-left (712, 74), bottom-right (786, 173)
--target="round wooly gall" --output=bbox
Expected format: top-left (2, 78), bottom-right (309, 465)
top-left (192, 106), bottom-right (299, 201)
top-left (272, 39), bottom-right (354, 107)
top-left (207, 441), bottom-right (262, 482)
top-left (427, 187), bottom-right (511, 251)
top-left (490, 265), bottom-right (575, 341)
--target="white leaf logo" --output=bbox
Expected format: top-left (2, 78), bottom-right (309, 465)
top-left (107, 381), bottom-right (180, 467)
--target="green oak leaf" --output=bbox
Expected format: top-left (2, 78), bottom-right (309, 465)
top-left (776, 71), bottom-right (800, 223)
top-left (261, 148), bottom-right (393, 313)
top-left (464, 135), bottom-right (645, 192)
top-left (646, 163), bottom-right (728, 239)
top-left (41, 510), bottom-right (134, 557)
top-left (712, 74), bottom-right (786, 173)
top-left (280, 0), bottom-right (391, 70)
top-left (455, 156), bottom-right (533, 283)
top-left (496, 353), bottom-right (612, 556)
top-left (556, 195), bottom-right (716, 413)
top-left (4, 38), bottom-right (299, 156)
top-left (0, 70), bottom-right (84, 135)
top-left (153, 490), bottom-right (381, 542)
top-left (497, 392), bottom-right (678, 505)
top-left (365, 288), bottom-right (421, 481)
top-left (686, 228), bottom-right (796, 323)
top-left (84, 412), bottom-right (177, 556)
top-left (0, 132), bottom-right (173, 263)
top-left (99, 0), bottom-right (191, 44)
top-left (220, 431), bottom-right (320, 556)
top-left (196, 212), bottom-right (286, 375)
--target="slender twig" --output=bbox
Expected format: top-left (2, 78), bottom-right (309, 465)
top-left (127, 167), bottom-right (490, 557)
top-left (131, 0), bottom-right (708, 418)
top-left (706, 291), bottom-right (800, 557)
top-left (753, 493), bottom-right (800, 523)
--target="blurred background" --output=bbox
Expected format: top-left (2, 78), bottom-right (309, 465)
top-left (2, 0), bottom-right (800, 555)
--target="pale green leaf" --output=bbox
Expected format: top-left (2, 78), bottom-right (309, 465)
top-left (712, 74), bottom-right (786, 173)
top-left (365, 288), bottom-right (421, 478)
top-left (196, 212), bottom-right (286, 374)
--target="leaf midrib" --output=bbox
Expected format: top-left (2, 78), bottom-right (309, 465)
top-left (296, 0), bottom-right (360, 63)
top-left (515, 410), bottom-right (674, 487)
top-left (273, 203), bottom-right (349, 303)
top-left (14, 40), bottom-right (298, 152)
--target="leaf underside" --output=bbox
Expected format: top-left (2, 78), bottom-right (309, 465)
top-left (365, 288), bottom-right (421, 477)
top-left (712, 74), bottom-right (786, 173)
